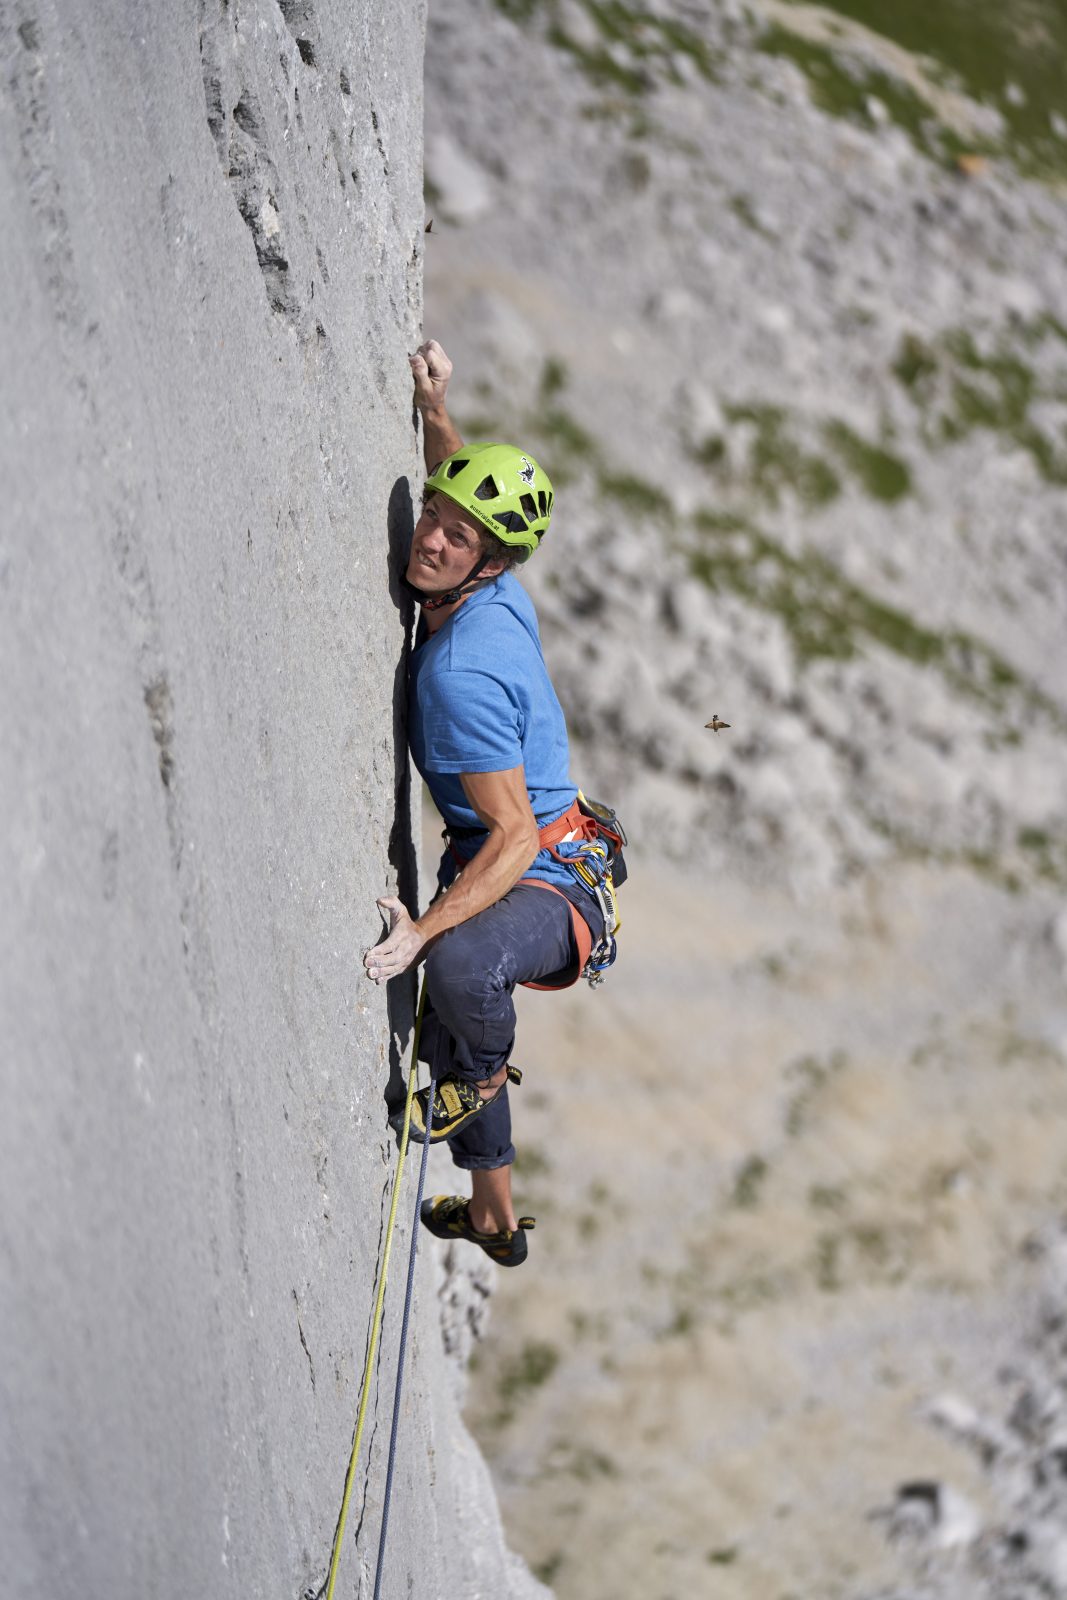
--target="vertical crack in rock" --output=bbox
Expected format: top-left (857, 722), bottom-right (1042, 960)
top-left (198, 2), bottom-right (307, 331)
top-left (370, 105), bottom-right (388, 175)
top-left (228, 89), bottom-right (300, 324)
top-left (293, 1290), bottom-right (316, 1391)
top-left (142, 671), bottom-right (186, 877)
top-left (144, 675), bottom-right (176, 793)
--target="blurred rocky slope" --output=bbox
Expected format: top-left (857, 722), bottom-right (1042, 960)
top-left (425, 0), bottom-right (1067, 893)
top-left (0, 4), bottom-right (542, 1596)
top-left (456, 853), bottom-right (1067, 1600)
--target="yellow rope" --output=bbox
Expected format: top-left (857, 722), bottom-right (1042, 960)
top-left (324, 977), bottom-right (426, 1600)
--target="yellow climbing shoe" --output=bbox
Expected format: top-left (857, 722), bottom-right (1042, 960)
top-left (420, 1195), bottom-right (535, 1268)
top-left (391, 1076), bottom-right (495, 1144)
top-left (392, 1065), bottom-right (522, 1145)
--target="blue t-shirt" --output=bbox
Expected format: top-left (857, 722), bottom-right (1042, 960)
top-left (408, 573), bottom-right (582, 895)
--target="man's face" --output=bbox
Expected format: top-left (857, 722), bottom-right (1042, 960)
top-left (407, 492), bottom-right (500, 592)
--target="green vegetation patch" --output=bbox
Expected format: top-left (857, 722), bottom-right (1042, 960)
top-left (1017, 826), bottom-right (1067, 886)
top-left (756, 22), bottom-right (979, 170)
top-left (687, 512), bottom-right (1061, 728)
top-left (548, 18), bottom-right (649, 95)
top-left (892, 321), bottom-right (1067, 484)
top-left (813, 1217), bottom-right (916, 1292)
top-left (535, 406), bottom-right (597, 477)
top-left (776, 0), bottom-right (1067, 179)
top-left (566, 1445), bottom-right (618, 1480)
top-left (731, 1154), bottom-right (770, 1209)
top-left (596, 469), bottom-right (674, 520)
top-left (728, 191), bottom-right (773, 237)
top-left (722, 402), bottom-right (842, 510)
top-left (533, 1552), bottom-right (564, 1585)
top-left (867, 817), bottom-right (1005, 888)
top-left (514, 1143), bottom-right (552, 1178)
top-left (893, 333), bottom-right (940, 392)
top-left (496, 1339), bottom-right (560, 1418)
top-left (784, 1050), bottom-right (848, 1136)
top-left (548, 0), bottom-right (722, 96)
top-left (539, 355), bottom-right (569, 402)
top-left (514, 355), bottom-right (602, 483)
top-left (695, 401), bottom-right (913, 509)
top-left (823, 420), bottom-right (912, 501)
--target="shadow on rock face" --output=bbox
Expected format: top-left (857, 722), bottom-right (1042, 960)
top-left (384, 474), bottom-right (418, 1106)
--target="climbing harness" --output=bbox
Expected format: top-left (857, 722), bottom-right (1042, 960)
top-left (322, 978), bottom-right (437, 1600)
top-left (448, 790), bottom-right (629, 989)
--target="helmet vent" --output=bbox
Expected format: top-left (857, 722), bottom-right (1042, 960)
top-left (473, 476), bottom-right (498, 501)
top-left (520, 493), bottom-right (538, 521)
top-left (537, 490), bottom-right (548, 516)
top-left (446, 458), bottom-right (469, 480)
top-left (493, 510), bottom-right (529, 533)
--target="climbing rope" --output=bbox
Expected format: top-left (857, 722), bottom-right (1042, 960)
top-left (323, 977), bottom-right (434, 1600)
top-left (372, 1038), bottom-right (438, 1599)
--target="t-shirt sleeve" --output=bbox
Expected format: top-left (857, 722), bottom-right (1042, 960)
top-left (418, 667), bottom-right (524, 773)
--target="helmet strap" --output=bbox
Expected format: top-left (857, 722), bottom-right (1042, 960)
top-left (403, 551), bottom-right (496, 612)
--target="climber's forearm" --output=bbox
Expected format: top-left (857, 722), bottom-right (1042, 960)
top-left (421, 405), bottom-right (463, 474)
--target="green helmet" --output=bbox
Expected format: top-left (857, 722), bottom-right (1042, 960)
top-left (425, 442), bottom-right (553, 561)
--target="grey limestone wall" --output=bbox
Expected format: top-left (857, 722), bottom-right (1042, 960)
top-left (0, 3), bottom-right (542, 1596)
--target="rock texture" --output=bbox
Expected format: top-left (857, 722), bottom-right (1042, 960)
top-left (869, 1224), bottom-right (1067, 1600)
top-left (0, 4), bottom-right (543, 1596)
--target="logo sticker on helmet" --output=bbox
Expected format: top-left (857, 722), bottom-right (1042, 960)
top-left (518, 456), bottom-right (536, 485)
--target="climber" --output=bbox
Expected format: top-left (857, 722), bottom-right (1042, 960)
top-left (362, 338), bottom-right (606, 1269)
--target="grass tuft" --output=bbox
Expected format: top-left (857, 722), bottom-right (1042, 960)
top-left (891, 319), bottom-right (1067, 483)
top-left (723, 402), bottom-right (842, 509)
top-left (597, 470), bottom-right (674, 519)
top-left (497, 1340), bottom-right (560, 1413)
top-left (687, 513), bottom-right (1062, 731)
top-left (732, 1154), bottom-right (770, 1209)
top-left (823, 420), bottom-right (912, 501)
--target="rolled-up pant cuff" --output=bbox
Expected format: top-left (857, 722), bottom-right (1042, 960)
top-left (450, 1144), bottom-right (517, 1172)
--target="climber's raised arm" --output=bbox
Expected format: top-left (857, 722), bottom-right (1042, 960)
top-left (409, 338), bottom-right (463, 471)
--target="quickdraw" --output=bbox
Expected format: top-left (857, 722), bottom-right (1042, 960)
top-left (549, 793), bottom-right (627, 988)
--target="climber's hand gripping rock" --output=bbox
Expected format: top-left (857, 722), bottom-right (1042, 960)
top-left (409, 338), bottom-right (452, 412)
top-left (364, 895), bottom-right (425, 984)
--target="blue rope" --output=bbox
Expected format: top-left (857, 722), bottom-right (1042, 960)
top-left (371, 1052), bottom-right (438, 1599)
